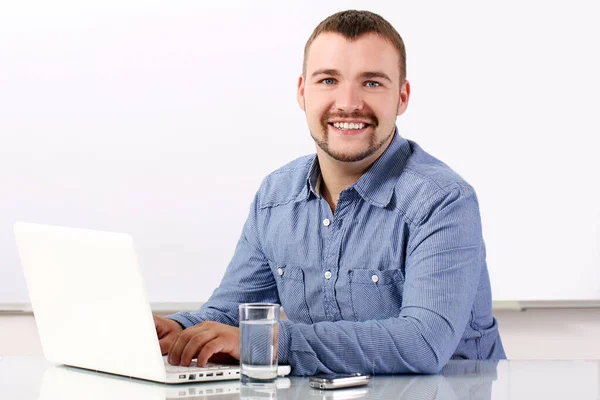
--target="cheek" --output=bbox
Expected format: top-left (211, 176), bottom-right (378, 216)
top-left (370, 97), bottom-right (399, 122)
top-left (305, 89), bottom-right (332, 113)
top-left (305, 101), bottom-right (327, 122)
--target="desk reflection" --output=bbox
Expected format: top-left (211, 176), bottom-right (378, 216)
top-left (41, 366), bottom-right (246, 400)
top-left (39, 361), bottom-right (499, 400)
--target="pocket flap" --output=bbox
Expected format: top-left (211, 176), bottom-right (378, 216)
top-left (268, 260), bottom-right (305, 281)
top-left (348, 269), bottom-right (403, 285)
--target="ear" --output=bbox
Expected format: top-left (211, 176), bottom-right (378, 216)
top-left (297, 74), bottom-right (306, 111)
top-left (396, 80), bottom-right (411, 117)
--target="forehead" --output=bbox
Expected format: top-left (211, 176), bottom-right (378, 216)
top-left (305, 32), bottom-right (400, 79)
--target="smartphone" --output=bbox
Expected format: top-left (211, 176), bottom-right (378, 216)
top-left (309, 373), bottom-right (371, 390)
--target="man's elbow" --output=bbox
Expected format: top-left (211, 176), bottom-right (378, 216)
top-left (401, 342), bottom-right (449, 374)
top-left (392, 319), bottom-right (456, 374)
top-left (376, 319), bottom-right (456, 374)
top-left (409, 357), bottom-right (445, 374)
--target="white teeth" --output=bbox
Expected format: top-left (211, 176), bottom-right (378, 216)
top-left (332, 122), bottom-right (366, 130)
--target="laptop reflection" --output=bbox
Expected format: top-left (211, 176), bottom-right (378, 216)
top-left (39, 365), bottom-right (290, 400)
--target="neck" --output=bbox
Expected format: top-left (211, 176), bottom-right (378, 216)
top-left (318, 154), bottom-right (371, 199)
top-left (317, 137), bottom-right (393, 213)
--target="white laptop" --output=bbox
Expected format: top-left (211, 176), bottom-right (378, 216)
top-left (13, 222), bottom-right (291, 384)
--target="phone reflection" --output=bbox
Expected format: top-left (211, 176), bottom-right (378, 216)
top-left (305, 385), bottom-right (370, 400)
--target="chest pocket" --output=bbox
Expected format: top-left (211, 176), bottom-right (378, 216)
top-left (269, 261), bottom-right (313, 324)
top-left (348, 269), bottom-right (404, 321)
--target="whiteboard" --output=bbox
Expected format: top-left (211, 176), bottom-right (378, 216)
top-left (1, 0), bottom-right (599, 304)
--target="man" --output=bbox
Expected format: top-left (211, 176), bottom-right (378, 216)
top-left (154, 10), bottom-right (506, 375)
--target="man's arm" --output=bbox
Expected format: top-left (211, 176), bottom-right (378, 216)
top-left (277, 184), bottom-right (485, 375)
top-left (159, 191), bottom-right (280, 366)
top-left (166, 191), bottom-right (278, 329)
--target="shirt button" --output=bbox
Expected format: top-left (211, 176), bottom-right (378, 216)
top-left (324, 271), bottom-right (332, 280)
top-left (371, 274), bottom-right (379, 284)
top-left (323, 218), bottom-right (331, 227)
top-left (277, 268), bottom-right (284, 276)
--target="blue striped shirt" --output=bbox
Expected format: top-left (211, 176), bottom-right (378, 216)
top-left (168, 131), bottom-right (506, 375)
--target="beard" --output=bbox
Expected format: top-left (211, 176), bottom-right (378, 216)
top-left (309, 109), bottom-right (393, 162)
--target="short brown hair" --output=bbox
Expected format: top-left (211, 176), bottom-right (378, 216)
top-left (303, 10), bottom-right (407, 83)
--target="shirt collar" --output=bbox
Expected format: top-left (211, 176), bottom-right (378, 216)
top-left (297, 129), bottom-right (412, 207)
top-left (295, 154), bottom-right (320, 202)
top-left (352, 130), bottom-right (412, 208)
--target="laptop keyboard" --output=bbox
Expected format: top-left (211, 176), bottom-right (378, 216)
top-left (163, 356), bottom-right (237, 372)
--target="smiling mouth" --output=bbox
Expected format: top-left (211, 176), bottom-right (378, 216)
top-left (328, 122), bottom-right (371, 131)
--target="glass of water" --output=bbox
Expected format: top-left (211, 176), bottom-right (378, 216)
top-left (239, 303), bottom-right (280, 385)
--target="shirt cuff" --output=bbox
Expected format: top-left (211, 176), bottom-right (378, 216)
top-left (277, 319), bottom-right (293, 365)
top-left (165, 311), bottom-right (202, 329)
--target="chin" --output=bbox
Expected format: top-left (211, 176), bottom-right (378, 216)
top-left (326, 146), bottom-right (379, 163)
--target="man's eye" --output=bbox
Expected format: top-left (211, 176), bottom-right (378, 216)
top-left (366, 81), bottom-right (380, 88)
top-left (321, 78), bottom-right (336, 85)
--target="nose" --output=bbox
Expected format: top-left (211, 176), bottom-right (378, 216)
top-left (334, 83), bottom-right (363, 113)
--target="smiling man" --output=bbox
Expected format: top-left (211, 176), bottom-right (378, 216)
top-left (154, 10), bottom-right (506, 375)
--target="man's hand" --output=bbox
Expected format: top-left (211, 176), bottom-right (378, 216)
top-left (167, 321), bottom-right (240, 367)
top-left (154, 315), bottom-right (184, 355)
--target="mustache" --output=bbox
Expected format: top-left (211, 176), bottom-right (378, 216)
top-left (320, 111), bottom-right (379, 127)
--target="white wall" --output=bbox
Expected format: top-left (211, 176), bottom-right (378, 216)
top-left (2, 1), bottom-right (600, 305)
top-left (2, 310), bottom-right (600, 359)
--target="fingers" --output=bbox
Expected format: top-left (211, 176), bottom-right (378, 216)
top-left (168, 324), bottom-right (218, 366)
top-left (166, 322), bottom-right (241, 367)
top-left (207, 352), bottom-right (237, 364)
top-left (167, 334), bottom-right (185, 365)
top-left (159, 333), bottom-right (177, 355)
top-left (180, 330), bottom-right (219, 367)
top-left (196, 338), bottom-right (227, 367)
top-left (154, 315), bottom-right (166, 337)
top-left (155, 316), bottom-right (185, 356)
top-left (156, 315), bottom-right (177, 355)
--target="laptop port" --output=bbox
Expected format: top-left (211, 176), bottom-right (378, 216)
top-left (179, 374), bottom-right (186, 379)
top-left (216, 372), bottom-right (223, 376)
top-left (198, 373), bottom-right (204, 377)
top-left (188, 374), bottom-right (196, 380)
top-left (206, 373), bottom-right (213, 377)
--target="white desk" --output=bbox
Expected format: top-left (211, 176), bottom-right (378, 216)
top-left (0, 356), bottom-right (598, 399)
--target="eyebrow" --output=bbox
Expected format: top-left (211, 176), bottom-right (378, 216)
top-left (359, 71), bottom-right (393, 83)
top-left (311, 69), bottom-right (341, 78)
top-left (310, 69), bottom-right (393, 83)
